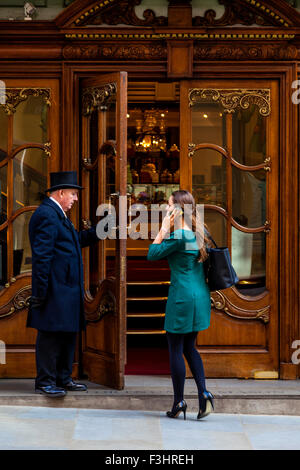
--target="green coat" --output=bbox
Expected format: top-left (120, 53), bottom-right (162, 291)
top-left (147, 229), bottom-right (211, 334)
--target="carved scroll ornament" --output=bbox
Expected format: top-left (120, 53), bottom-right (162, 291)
top-left (82, 83), bottom-right (117, 116)
top-left (0, 88), bottom-right (51, 116)
top-left (73, 0), bottom-right (167, 27)
top-left (193, 0), bottom-right (292, 27)
top-left (0, 286), bottom-right (31, 320)
top-left (189, 88), bottom-right (271, 116)
top-left (211, 290), bottom-right (270, 323)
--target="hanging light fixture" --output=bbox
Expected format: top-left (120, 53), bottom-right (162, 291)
top-left (135, 109), bottom-right (167, 152)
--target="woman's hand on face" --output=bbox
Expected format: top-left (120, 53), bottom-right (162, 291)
top-left (161, 207), bottom-right (182, 233)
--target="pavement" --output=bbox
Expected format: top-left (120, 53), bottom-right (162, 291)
top-left (1, 405), bottom-right (300, 450)
top-left (0, 376), bottom-right (300, 450)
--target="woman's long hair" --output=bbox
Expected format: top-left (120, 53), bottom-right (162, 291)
top-left (170, 189), bottom-right (211, 262)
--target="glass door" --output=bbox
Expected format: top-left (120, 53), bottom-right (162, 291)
top-left (80, 72), bottom-right (127, 389)
top-left (180, 80), bottom-right (279, 378)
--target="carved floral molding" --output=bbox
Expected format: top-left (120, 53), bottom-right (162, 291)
top-left (189, 88), bottom-right (271, 116)
top-left (82, 83), bottom-right (117, 116)
top-left (0, 88), bottom-right (51, 116)
top-left (211, 290), bottom-right (270, 323)
top-left (0, 286), bottom-right (31, 320)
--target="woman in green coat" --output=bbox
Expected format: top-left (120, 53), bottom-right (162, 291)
top-left (147, 190), bottom-right (214, 420)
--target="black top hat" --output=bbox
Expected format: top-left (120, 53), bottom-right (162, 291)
top-left (46, 171), bottom-right (83, 192)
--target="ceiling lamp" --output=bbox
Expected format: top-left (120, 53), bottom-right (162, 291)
top-left (135, 109), bottom-right (167, 152)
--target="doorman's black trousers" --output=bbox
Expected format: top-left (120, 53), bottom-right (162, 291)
top-left (35, 331), bottom-right (77, 388)
top-left (166, 331), bottom-right (206, 408)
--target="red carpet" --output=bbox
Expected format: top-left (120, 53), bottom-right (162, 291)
top-left (125, 348), bottom-right (170, 375)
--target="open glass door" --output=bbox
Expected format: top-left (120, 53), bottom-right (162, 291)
top-left (80, 72), bottom-right (127, 389)
top-left (180, 79), bottom-right (279, 378)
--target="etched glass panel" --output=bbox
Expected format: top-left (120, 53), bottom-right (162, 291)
top-left (13, 94), bottom-right (48, 146)
top-left (0, 107), bottom-right (8, 155)
top-left (0, 164), bottom-right (7, 222)
top-left (13, 147), bottom-right (47, 211)
top-left (232, 105), bottom-right (266, 165)
top-left (205, 209), bottom-right (227, 248)
top-left (192, 148), bottom-right (226, 208)
top-left (0, 227), bottom-right (7, 289)
top-left (232, 227), bottom-right (266, 296)
top-left (13, 211), bottom-right (33, 276)
top-left (232, 167), bottom-right (266, 228)
top-left (191, 102), bottom-right (226, 147)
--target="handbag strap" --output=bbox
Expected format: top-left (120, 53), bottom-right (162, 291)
top-left (204, 228), bottom-right (218, 248)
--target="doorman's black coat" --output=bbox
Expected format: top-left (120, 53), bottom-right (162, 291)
top-left (27, 197), bottom-right (99, 332)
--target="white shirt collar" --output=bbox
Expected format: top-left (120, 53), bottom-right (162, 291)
top-left (50, 196), bottom-right (66, 217)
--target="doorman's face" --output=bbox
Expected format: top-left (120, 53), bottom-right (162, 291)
top-left (59, 189), bottom-right (79, 212)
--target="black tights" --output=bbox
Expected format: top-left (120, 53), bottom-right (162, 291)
top-left (166, 331), bottom-right (206, 410)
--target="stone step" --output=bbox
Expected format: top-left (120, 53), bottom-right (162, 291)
top-left (0, 378), bottom-right (300, 415)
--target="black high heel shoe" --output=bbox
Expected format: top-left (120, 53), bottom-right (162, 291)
top-left (166, 400), bottom-right (187, 420)
top-left (197, 391), bottom-right (214, 419)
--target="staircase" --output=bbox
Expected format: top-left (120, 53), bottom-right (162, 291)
top-left (125, 258), bottom-right (171, 374)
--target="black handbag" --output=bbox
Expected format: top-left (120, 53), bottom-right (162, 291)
top-left (203, 235), bottom-right (239, 291)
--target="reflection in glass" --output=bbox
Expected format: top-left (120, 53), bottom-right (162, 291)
top-left (192, 149), bottom-right (226, 207)
top-left (0, 164), bottom-right (7, 223)
top-left (89, 168), bottom-right (99, 296)
top-left (0, 227), bottom-right (7, 288)
top-left (232, 167), bottom-right (266, 228)
top-left (191, 102), bottom-right (226, 148)
top-left (0, 107), bottom-right (8, 155)
top-left (13, 147), bottom-right (47, 210)
top-left (13, 95), bottom-right (48, 146)
top-left (204, 209), bottom-right (227, 248)
top-left (232, 104), bottom-right (266, 165)
top-left (89, 111), bottom-right (98, 164)
top-left (232, 226), bottom-right (266, 296)
top-left (13, 211), bottom-right (33, 276)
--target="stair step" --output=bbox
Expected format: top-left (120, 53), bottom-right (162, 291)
top-left (127, 281), bottom-right (170, 286)
top-left (127, 313), bottom-right (165, 318)
top-left (127, 329), bottom-right (166, 335)
top-left (127, 297), bottom-right (168, 301)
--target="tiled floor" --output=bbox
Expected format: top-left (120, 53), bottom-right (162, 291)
top-left (1, 405), bottom-right (300, 450)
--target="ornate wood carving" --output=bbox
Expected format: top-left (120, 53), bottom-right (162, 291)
top-left (0, 88), bottom-right (51, 116)
top-left (84, 277), bottom-right (116, 322)
top-left (193, 0), bottom-right (296, 27)
top-left (82, 83), bottom-right (117, 116)
top-left (73, 0), bottom-right (167, 27)
top-left (189, 88), bottom-right (271, 116)
top-left (194, 44), bottom-right (299, 61)
top-left (211, 291), bottom-right (270, 323)
top-left (0, 286), bottom-right (31, 320)
top-left (63, 43), bottom-right (167, 60)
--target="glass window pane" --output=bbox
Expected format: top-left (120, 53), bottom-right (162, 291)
top-left (232, 167), bottom-right (266, 228)
top-left (192, 148), bottom-right (226, 208)
top-left (13, 147), bottom-right (48, 210)
top-left (0, 164), bottom-right (7, 222)
top-left (0, 227), bottom-right (7, 289)
top-left (204, 209), bottom-right (227, 247)
top-left (13, 94), bottom-right (48, 146)
top-left (0, 107), bottom-right (8, 155)
top-left (13, 211), bottom-right (33, 276)
top-left (89, 111), bottom-right (99, 164)
top-left (232, 227), bottom-right (266, 296)
top-left (232, 105), bottom-right (266, 165)
top-left (191, 102), bottom-right (226, 147)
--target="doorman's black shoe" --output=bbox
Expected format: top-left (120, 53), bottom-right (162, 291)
top-left (35, 385), bottom-right (66, 398)
top-left (59, 380), bottom-right (87, 392)
top-left (166, 400), bottom-right (187, 420)
top-left (197, 391), bottom-right (214, 419)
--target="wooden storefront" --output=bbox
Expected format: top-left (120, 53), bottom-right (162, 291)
top-left (0, 0), bottom-right (299, 388)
